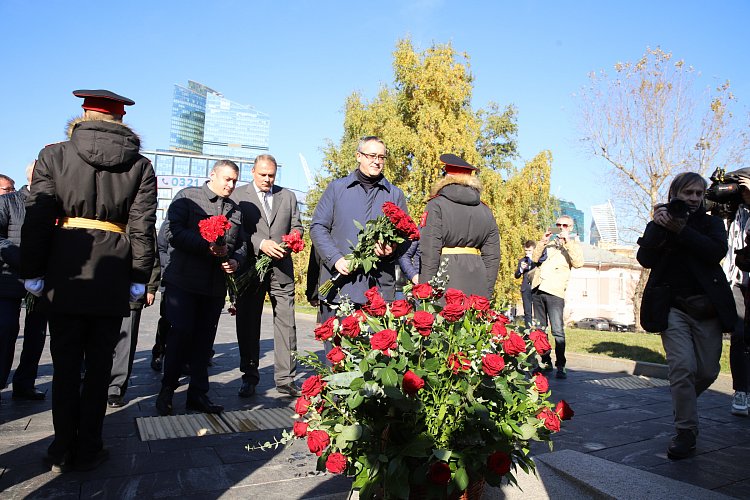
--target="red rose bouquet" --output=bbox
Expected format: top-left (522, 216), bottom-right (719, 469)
top-left (319, 202), bottom-right (420, 296)
top-left (253, 263), bottom-right (572, 499)
top-left (198, 214), bottom-right (239, 305)
top-left (255, 229), bottom-right (305, 281)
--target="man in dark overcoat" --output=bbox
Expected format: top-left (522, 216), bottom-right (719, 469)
top-left (21, 89), bottom-right (157, 472)
top-left (232, 154), bottom-right (303, 397)
top-left (420, 154), bottom-right (500, 299)
top-left (156, 160), bottom-right (243, 416)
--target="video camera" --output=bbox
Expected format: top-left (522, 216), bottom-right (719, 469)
top-left (705, 167), bottom-right (742, 220)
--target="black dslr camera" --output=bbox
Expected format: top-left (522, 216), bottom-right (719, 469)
top-left (705, 167), bottom-right (742, 220)
top-left (666, 198), bottom-right (689, 219)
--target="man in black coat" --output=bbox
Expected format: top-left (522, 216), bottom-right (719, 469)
top-left (21, 89), bottom-right (157, 472)
top-left (232, 154), bottom-right (303, 398)
top-left (156, 160), bottom-right (243, 416)
top-left (0, 163), bottom-right (47, 402)
top-left (420, 154), bottom-right (500, 298)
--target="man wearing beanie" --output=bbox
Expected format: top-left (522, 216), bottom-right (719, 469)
top-left (21, 89), bottom-right (156, 473)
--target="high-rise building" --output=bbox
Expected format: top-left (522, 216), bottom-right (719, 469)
top-left (590, 201), bottom-right (619, 245)
top-left (168, 80), bottom-right (270, 160)
top-left (557, 200), bottom-right (585, 242)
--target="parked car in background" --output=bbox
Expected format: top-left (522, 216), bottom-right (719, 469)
top-left (608, 320), bottom-right (636, 332)
top-left (575, 317), bottom-right (610, 331)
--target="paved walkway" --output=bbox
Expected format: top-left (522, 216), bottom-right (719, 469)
top-left (1, 299), bottom-right (749, 499)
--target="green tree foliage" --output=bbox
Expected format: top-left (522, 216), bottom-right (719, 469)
top-left (302, 39), bottom-right (553, 306)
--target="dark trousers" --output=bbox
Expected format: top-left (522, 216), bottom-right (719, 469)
top-left (730, 285), bottom-right (750, 392)
top-left (161, 284), bottom-right (223, 397)
top-left (521, 287), bottom-right (534, 328)
top-left (47, 314), bottom-right (120, 462)
top-left (532, 290), bottom-right (567, 368)
top-left (0, 297), bottom-right (47, 391)
top-left (151, 292), bottom-right (170, 360)
top-left (236, 272), bottom-right (297, 386)
top-left (109, 308), bottom-right (142, 397)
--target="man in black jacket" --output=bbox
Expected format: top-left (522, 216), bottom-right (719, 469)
top-left (21, 89), bottom-right (157, 472)
top-left (0, 163), bottom-right (47, 402)
top-left (156, 160), bottom-right (242, 416)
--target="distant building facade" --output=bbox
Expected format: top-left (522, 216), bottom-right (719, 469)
top-left (590, 201), bottom-right (619, 245)
top-left (169, 80), bottom-right (270, 160)
top-left (557, 199), bottom-right (585, 242)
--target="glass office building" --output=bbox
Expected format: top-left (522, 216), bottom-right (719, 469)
top-left (168, 80), bottom-right (270, 160)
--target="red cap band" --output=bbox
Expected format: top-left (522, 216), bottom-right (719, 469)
top-left (81, 97), bottom-right (126, 116)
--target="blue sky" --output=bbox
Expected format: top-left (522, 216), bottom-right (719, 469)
top-left (2, 0), bottom-right (748, 240)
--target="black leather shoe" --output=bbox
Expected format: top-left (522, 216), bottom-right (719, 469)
top-left (186, 394), bottom-right (223, 414)
top-left (150, 355), bottom-right (163, 371)
top-left (74, 449), bottom-right (109, 472)
top-left (156, 387), bottom-right (174, 416)
top-left (668, 429), bottom-right (696, 459)
top-left (238, 381), bottom-right (256, 398)
top-left (12, 388), bottom-right (46, 401)
top-left (276, 382), bottom-right (301, 397)
top-left (107, 395), bottom-right (125, 408)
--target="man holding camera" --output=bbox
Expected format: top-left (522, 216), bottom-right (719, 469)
top-left (531, 215), bottom-right (584, 379)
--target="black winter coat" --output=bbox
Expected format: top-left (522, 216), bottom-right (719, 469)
top-left (162, 183), bottom-right (243, 298)
top-left (21, 118), bottom-right (157, 317)
top-left (420, 175), bottom-right (500, 299)
top-left (0, 186), bottom-right (28, 298)
top-left (637, 208), bottom-right (736, 332)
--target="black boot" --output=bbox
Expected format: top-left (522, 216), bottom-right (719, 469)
top-left (667, 429), bottom-right (696, 459)
top-left (156, 386), bottom-right (174, 416)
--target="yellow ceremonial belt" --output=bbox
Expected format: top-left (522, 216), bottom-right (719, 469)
top-left (60, 217), bottom-right (127, 234)
top-left (441, 247), bottom-right (481, 256)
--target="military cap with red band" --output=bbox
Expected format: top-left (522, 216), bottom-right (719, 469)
top-left (439, 153), bottom-right (478, 175)
top-left (73, 89), bottom-right (135, 116)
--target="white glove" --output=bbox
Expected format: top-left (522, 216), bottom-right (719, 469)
top-left (129, 283), bottom-right (146, 302)
top-left (24, 278), bottom-right (45, 297)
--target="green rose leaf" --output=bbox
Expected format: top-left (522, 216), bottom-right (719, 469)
top-left (380, 366), bottom-right (398, 387)
top-left (454, 466), bottom-right (470, 491)
top-left (348, 391), bottom-right (365, 409)
top-left (340, 424), bottom-right (363, 441)
top-left (324, 369), bottom-right (363, 387)
top-left (398, 329), bottom-right (415, 351)
top-left (518, 423), bottom-right (536, 440)
top-left (433, 449), bottom-right (452, 462)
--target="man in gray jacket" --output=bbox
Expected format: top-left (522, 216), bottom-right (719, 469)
top-left (232, 154), bottom-right (303, 398)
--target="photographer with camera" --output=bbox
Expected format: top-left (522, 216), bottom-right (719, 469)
top-left (637, 172), bottom-right (736, 460)
top-left (715, 168), bottom-right (750, 417)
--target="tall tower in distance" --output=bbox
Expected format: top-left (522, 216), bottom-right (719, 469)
top-left (590, 200), bottom-right (619, 245)
top-left (169, 80), bottom-right (270, 160)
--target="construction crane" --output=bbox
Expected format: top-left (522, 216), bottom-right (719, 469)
top-left (299, 153), bottom-right (315, 189)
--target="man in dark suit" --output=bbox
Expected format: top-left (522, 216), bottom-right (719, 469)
top-left (232, 154), bottom-right (303, 397)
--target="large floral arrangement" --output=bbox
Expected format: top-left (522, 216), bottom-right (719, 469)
top-left (319, 202), bottom-right (420, 296)
top-left (255, 276), bottom-right (573, 499)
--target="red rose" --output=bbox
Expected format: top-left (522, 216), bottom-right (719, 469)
top-left (447, 352), bottom-right (471, 374)
top-left (198, 215), bottom-right (231, 243)
top-left (411, 310), bottom-right (434, 336)
top-left (293, 420), bottom-right (308, 438)
top-left (371, 329), bottom-right (398, 356)
top-left (363, 295), bottom-right (387, 317)
top-left (301, 375), bottom-right (324, 397)
top-left (503, 333), bottom-right (527, 356)
top-left (481, 353), bottom-right (505, 376)
top-left (307, 429), bottom-right (330, 456)
top-left (440, 302), bottom-right (466, 322)
top-left (529, 329), bottom-right (551, 355)
top-left (412, 283), bottom-right (434, 299)
top-left (555, 400), bottom-right (575, 421)
top-left (537, 408), bottom-right (561, 432)
top-left (364, 286), bottom-right (382, 303)
top-left (314, 317), bottom-right (336, 341)
top-left (468, 295), bottom-right (490, 311)
top-left (495, 313), bottom-right (510, 324)
top-left (534, 372), bottom-right (549, 393)
top-left (326, 346), bottom-right (346, 364)
top-left (428, 462), bottom-right (452, 485)
top-left (402, 370), bottom-right (425, 395)
top-left (389, 299), bottom-right (413, 318)
top-left (487, 451), bottom-right (512, 476)
top-left (340, 316), bottom-right (361, 338)
top-left (325, 452), bottom-right (348, 474)
top-left (491, 321), bottom-right (508, 339)
top-left (382, 201), bottom-right (401, 219)
top-left (445, 288), bottom-right (467, 306)
top-left (281, 229), bottom-right (305, 253)
top-left (295, 397), bottom-right (311, 415)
